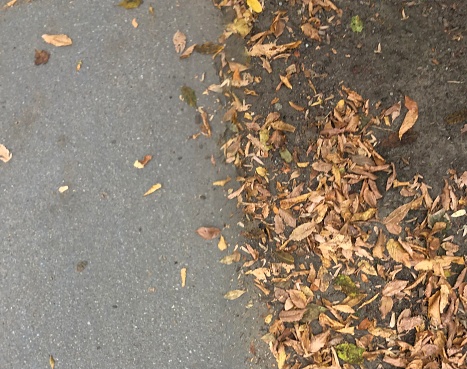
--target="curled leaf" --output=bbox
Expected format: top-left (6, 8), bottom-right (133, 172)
top-left (399, 96), bottom-right (418, 140)
top-left (0, 144), bottom-right (12, 163)
top-left (143, 183), bottom-right (162, 196)
top-left (181, 267), bottom-right (187, 287)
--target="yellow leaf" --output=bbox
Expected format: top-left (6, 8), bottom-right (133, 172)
top-left (212, 176), bottom-right (231, 186)
top-left (49, 355), bottom-right (55, 369)
top-left (297, 162), bottom-right (309, 168)
top-left (247, 0), bottom-right (262, 13)
top-left (131, 18), bottom-right (138, 28)
top-left (181, 267), bottom-right (187, 287)
top-left (218, 235), bottom-right (228, 251)
top-left (42, 34), bottom-right (72, 47)
top-left (134, 160), bottom-right (144, 169)
top-left (224, 289), bottom-right (245, 300)
top-left (219, 250), bottom-right (241, 264)
top-left (264, 314), bottom-right (273, 324)
top-left (386, 239), bottom-right (411, 267)
top-left (143, 183), bottom-right (162, 196)
top-left (277, 344), bottom-right (286, 369)
top-left (58, 186), bottom-right (69, 193)
top-left (118, 0), bottom-right (142, 9)
top-left (256, 166), bottom-right (267, 177)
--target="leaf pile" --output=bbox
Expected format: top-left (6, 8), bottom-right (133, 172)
top-left (188, 0), bottom-right (467, 368)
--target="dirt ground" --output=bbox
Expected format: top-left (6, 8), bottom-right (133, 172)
top-left (206, 0), bottom-right (467, 368)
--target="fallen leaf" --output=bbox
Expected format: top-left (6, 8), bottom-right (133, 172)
top-left (76, 60), bottom-right (82, 71)
top-left (0, 144), bottom-right (12, 163)
top-left (213, 176), bottom-right (231, 186)
top-left (134, 155), bottom-right (152, 168)
top-left (382, 280), bottom-right (409, 297)
top-left (279, 308), bottom-right (306, 322)
top-left (131, 18), bottom-right (138, 28)
top-left (76, 260), bottom-right (88, 272)
top-left (3, 0), bottom-right (17, 8)
top-left (181, 267), bottom-right (187, 287)
top-left (34, 49), bottom-right (50, 65)
top-left (173, 30), bottom-right (186, 54)
top-left (336, 343), bottom-right (365, 364)
top-left (399, 96), bottom-right (418, 140)
top-left (118, 0), bottom-right (142, 9)
top-left (219, 250), bottom-right (241, 264)
top-left (289, 221), bottom-right (316, 241)
top-left (58, 186), bottom-right (69, 193)
top-left (180, 86), bottom-right (197, 108)
top-left (49, 355), bottom-right (55, 369)
top-left (249, 40), bottom-right (301, 59)
top-left (247, 0), bottom-right (262, 13)
top-left (350, 15), bottom-right (364, 33)
top-left (379, 296), bottom-right (393, 319)
top-left (42, 34), bottom-right (72, 47)
top-left (224, 289), bottom-right (245, 300)
top-left (218, 235), bottom-right (228, 251)
top-left (194, 42), bottom-right (223, 55)
top-left (143, 183), bottom-right (161, 196)
top-left (386, 239), bottom-right (411, 267)
top-left (196, 226), bottom-right (221, 240)
top-left (301, 23), bottom-right (321, 41)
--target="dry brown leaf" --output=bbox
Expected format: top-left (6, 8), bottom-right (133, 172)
top-left (399, 96), bottom-right (418, 139)
top-left (279, 308), bottom-right (306, 322)
top-left (180, 44), bottom-right (196, 59)
top-left (173, 30), bottom-right (186, 54)
top-left (383, 197), bottom-right (422, 234)
top-left (42, 34), bottom-right (72, 47)
top-left (289, 221), bottom-right (316, 241)
top-left (379, 296), bottom-right (393, 319)
top-left (270, 120), bottom-right (296, 132)
top-left (34, 49), bottom-right (50, 65)
top-left (196, 226), bottom-right (221, 240)
top-left (134, 155), bottom-right (152, 168)
top-left (224, 289), bottom-right (245, 300)
top-left (49, 355), bottom-right (55, 369)
top-left (382, 280), bottom-right (409, 297)
top-left (143, 183), bottom-right (161, 196)
top-left (301, 23), bottom-right (321, 41)
top-left (309, 330), bottom-right (330, 353)
top-left (249, 40), bottom-right (301, 58)
top-left (428, 290), bottom-right (441, 326)
top-left (218, 235), bottom-right (228, 251)
top-left (0, 144), bottom-right (12, 163)
top-left (181, 267), bottom-right (187, 287)
top-left (287, 289), bottom-right (307, 309)
top-left (289, 101), bottom-right (305, 111)
top-left (386, 239), bottom-right (411, 267)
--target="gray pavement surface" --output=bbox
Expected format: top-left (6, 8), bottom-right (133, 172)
top-left (0, 1), bottom-right (271, 368)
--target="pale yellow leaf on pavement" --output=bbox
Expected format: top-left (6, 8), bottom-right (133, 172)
top-left (0, 144), bottom-right (12, 163)
top-left (289, 221), bottom-right (316, 241)
top-left (219, 250), bottom-right (241, 264)
top-left (131, 18), bottom-right (138, 28)
top-left (181, 267), bottom-right (187, 287)
top-left (212, 176), bottom-right (231, 186)
top-left (246, 0), bottom-right (262, 13)
top-left (49, 355), bottom-right (55, 369)
top-left (143, 183), bottom-right (161, 196)
top-left (58, 186), bottom-right (69, 193)
top-left (277, 344), bottom-right (286, 369)
top-left (42, 34), bottom-right (72, 47)
top-left (218, 235), bottom-right (228, 251)
top-left (224, 289), bottom-right (245, 300)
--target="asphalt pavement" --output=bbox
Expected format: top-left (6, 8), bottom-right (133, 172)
top-left (0, 1), bottom-right (270, 368)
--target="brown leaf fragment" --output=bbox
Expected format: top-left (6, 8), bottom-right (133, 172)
top-left (118, 0), bottom-right (142, 9)
top-left (309, 330), bottom-right (330, 353)
top-left (212, 176), bottom-right (231, 186)
top-left (289, 101), bottom-right (305, 111)
top-left (180, 44), bottom-right (196, 59)
top-left (382, 280), bottom-right (409, 297)
top-left (34, 49), bottom-right (50, 65)
top-left (248, 40), bottom-right (301, 59)
top-left (289, 221), bottom-right (316, 241)
top-left (49, 355), bottom-right (55, 369)
top-left (42, 34), bottom-right (72, 47)
top-left (379, 296), bottom-right (393, 319)
top-left (279, 74), bottom-right (292, 89)
top-left (194, 42), bottom-right (223, 55)
top-left (279, 208), bottom-right (296, 228)
top-left (3, 0), bottom-right (17, 9)
top-left (428, 291), bottom-right (441, 326)
top-left (270, 120), bottom-right (296, 132)
top-left (399, 96), bottom-right (418, 140)
top-left (279, 308), bottom-right (306, 322)
top-left (0, 144), bottom-right (12, 163)
top-left (196, 226), bottom-right (221, 240)
top-left (76, 260), bottom-right (88, 272)
top-left (386, 239), bottom-right (411, 267)
top-left (397, 309), bottom-right (424, 332)
top-left (134, 154), bottom-right (152, 168)
top-left (173, 30), bottom-right (186, 53)
top-left (383, 197), bottom-right (422, 234)
top-left (301, 23), bottom-right (321, 42)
